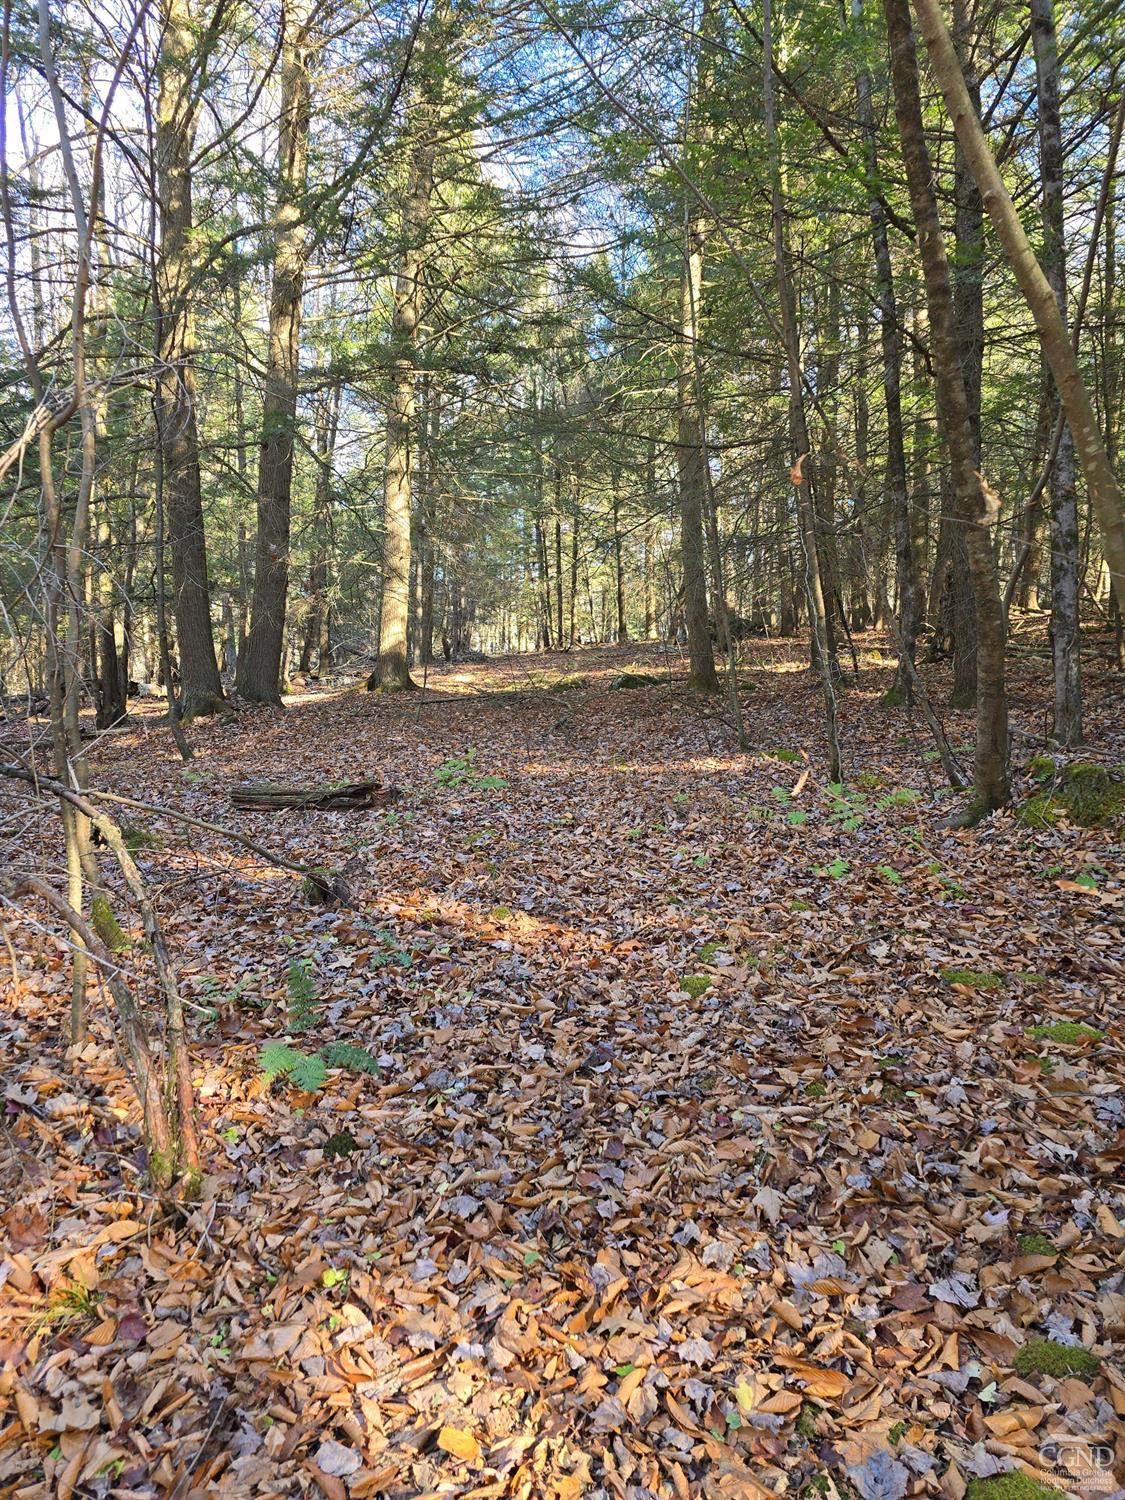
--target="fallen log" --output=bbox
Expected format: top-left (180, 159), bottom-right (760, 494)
top-left (231, 779), bottom-right (399, 812)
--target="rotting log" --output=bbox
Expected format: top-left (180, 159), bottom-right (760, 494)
top-left (231, 779), bottom-right (400, 812)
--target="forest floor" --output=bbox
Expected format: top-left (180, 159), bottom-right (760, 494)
top-left (1, 631), bottom-right (1123, 1500)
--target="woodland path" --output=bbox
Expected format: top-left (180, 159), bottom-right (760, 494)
top-left (1, 636), bottom-right (1122, 1498)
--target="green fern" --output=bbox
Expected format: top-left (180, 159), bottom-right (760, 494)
top-left (286, 957), bottom-right (319, 1030)
top-left (260, 1042), bottom-right (303, 1081)
top-left (260, 1042), bottom-right (325, 1091)
top-left (323, 1042), bottom-right (380, 1076)
top-left (261, 1039), bottom-right (380, 1093)
top-left (290, 1052), bottom-right (327, 1091)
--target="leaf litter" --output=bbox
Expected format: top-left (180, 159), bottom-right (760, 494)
top-left (0, 641), bottom-right (1122, 1498)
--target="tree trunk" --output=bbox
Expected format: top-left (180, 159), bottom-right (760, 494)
top-left (856, 0), bottom-right (917, 699)
top-left (1030, 0), bottom-right (1082, 744)
top-left (154, 0), bottom-right (224, 718)
top-left (678, 215), bottom-right (719, 691)
top-left (300, 381), bottom-right (341, 676)
top-left (911, 0), bottom-right (1125, 616)
top-left (612, 479), bottom-right (628, 642)
top-left (370, 34), bottom-right (449, 690)
top-left (569, 480), bottom-right (580, 645)
top-left (885, 0), bottom-right (1009, 814)
top-left (763, 0), bottom-right (841, 777)
top-left (237, 0), bottom-right (313, 703)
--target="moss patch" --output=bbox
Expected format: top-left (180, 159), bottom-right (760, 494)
top-left (1018, 761), bottom-right (1124, 828)
top-left (964, 1474), bottom-right (1065, 1500)
top-left (1017, 793), bottom-right (1063, 830)
top-left (1016, 1233), bottom-right (1055, 1257)
top-left (679, 975), bottom-right (710, 998)
top-left (1026, 1021), bottom-right (1103, 1045)
top-left (610, 671), bottom-right (661, 690)
top-left (549, 674), bottom-right (589, 693)
top-left (940, 966), bottom-right (1003, 990)
top-left (90, 894), bottom-right (129, 954)
top-left (1013, 1338), bottom-right (1100, 1379)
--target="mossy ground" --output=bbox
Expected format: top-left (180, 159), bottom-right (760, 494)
top-left (1016, 1233), bottom-right (1055, 1257)
top-left (679, 975), bottom-right (710, 998)
top-left (1026, 1021), bottom-right (1103, 1045)
top-left (1018, 760), bottom-right (1124, 828)
top-left (965, 1473), bottom-right (1065, 1500)
top-left (940, 966), bottom-right (1003, 990)
top-left (1013, 1338), bottom-right (1100, 1378)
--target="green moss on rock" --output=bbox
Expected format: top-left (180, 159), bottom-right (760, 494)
top-left (1019, 761), bottom-right (1124, 828)
top-left (1013, 1338), bottom-right (1100, 1379)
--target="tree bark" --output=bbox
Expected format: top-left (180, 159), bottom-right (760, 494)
top-left (763, 0), bottom-right (841, 776)
top-left (911, 0), bottom-right (1125, 616)
top-left (677, 216), bottom-right (719, 691)
top-left (300, 381), bottom-right (341, 676)
top-left (238, 0), bottom-right (313, 702)
top-left (154, 0), bottom-right (224, 718)
top-left (370, 39), bottom-right (447, 690)
top-left (885, 0), bottom-right (1009, 814)
top-left (1030, 0), bottom-right (1081, 744)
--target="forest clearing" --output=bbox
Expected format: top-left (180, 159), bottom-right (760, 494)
top-left (1, 638), bottom-right (1123, 1497)
top-left (2, 0), bottom-right (1125, 1490)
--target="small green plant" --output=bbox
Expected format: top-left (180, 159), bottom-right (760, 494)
top-left (940, 967), bottom-right (1003, 990)
top-left (324, 1130), bottom-right (359, 1160)
top-left (261, 1038), bottom-right (380, 1093)
top-left (322, 1267), bottom-right (348, 1290)
top-left (434, 747), bottom-right (507, 791)
top-left (877, 787), bottom-right (922, 809)
top-left (1026, 1021), bottom-right (1102, 1045)
top-left (768, 748), bottom-right (802, 765)
top-left (795, 1403), bottom-right (820, 1439)
top-left (1013, 1338), bottom-right (1099, 1379)
top-left (322, 1042), bottom-right (380, 1075)
top-left (814, 859), bottom-right (849, 879)
top-left (790, 898), bottom-right (812, 912)
top-left (877, 865), bottom-right (903, 886)
top-left (286, 957), bottom-right (319, 1030)
top-left (888, 1420), bottom-right (907, 1446)
top-left (29, 1281), bottom-right (104, 1335)
top-left (803, 1081), bottom-right (827, 1098)
top-left (699, 941), bottom-right (719, 963)
top-left (1016, 1233), bottom-right (1055, 1257)
top-left (680, 975), bottom-right (710, 998)
top-left (260, 1042), bottom-right (327, 1092)
top-left (122, 824), bottom-right (162, 852)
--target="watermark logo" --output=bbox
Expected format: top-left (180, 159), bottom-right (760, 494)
top-left (1039, 1435), bottom-right (1117, 1496)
